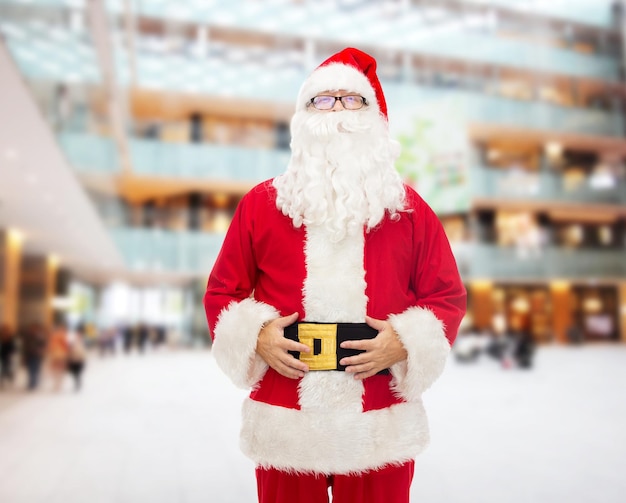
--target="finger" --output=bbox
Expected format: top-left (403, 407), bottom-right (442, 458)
top-left (365, 315), bottom-right (386, 331)
top-left (352, 369), bottom-right (378, 380)
top-left (340, 338), bottom-right (372, 351)
top-left (280, 356), bottom-right (308, 377)
top-left (345, 362), bottom-right (375, 377)
top-left (277, 312), bottom-right (299, 328)
top-left (339, 352), bottom-right (368, 367)
top-left (283, 339), bottom-right (311, 354)
top-left (276, 362), bottom-right (305, 379)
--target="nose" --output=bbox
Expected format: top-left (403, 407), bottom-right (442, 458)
top-left (330, 97), bottom-right (343, 112)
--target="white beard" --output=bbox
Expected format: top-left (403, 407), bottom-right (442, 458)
top-left (273, 107), bottom-right (406, 242)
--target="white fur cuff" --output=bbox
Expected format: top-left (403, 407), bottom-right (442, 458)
top-left (212, 298), bottom-right (280, 389)
top-left (388, 307), bottom-right (451, 401)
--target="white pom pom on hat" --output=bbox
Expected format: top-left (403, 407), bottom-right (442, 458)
top-left (296, 47), bottom-right (388, 121)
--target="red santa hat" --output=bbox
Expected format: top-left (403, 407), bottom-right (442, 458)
top-left (296, 47), bottom-right (388, 122)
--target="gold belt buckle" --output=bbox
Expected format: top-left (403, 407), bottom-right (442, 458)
top-left (297, 323), bottom-right (337, 371)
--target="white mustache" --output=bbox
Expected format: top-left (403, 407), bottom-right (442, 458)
top-left (302, 111), bottom-right (374, 137)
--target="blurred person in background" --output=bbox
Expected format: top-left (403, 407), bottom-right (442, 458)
top-left (137, 323), bottom-right (150, 354)
top-left (511, 329), bottom-right (536, 369)
top-left (485, 328), bottom-right (515, 369)
top-left (122, 324), bottom-right (135, 354)
top-left (21, 322), bottom-right (48, 391)
top-left (204, 47), bottom-right (466, 503)
top-left (66, 329), bottom-right (87, 391)
top-left (0, 323), bottom-right (17, 388)
top-left (97, 326), bottom-right (118, 357)
top-left (452, 324), bottom-right (489, 363)
top-left (566, 322), bottom-right (585, 345)
top-left (47, 322), bottom-right (69, 391)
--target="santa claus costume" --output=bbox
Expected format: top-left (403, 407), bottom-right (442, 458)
top-left (204, 47), bottom-right (466, 503)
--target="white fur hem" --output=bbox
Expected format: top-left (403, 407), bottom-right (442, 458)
top-left (240, 398), bottom-right (428, 474)
top-left (212, 298), bottom-right (279, 389)
top-left (388, 307), bottom-right (451, 401)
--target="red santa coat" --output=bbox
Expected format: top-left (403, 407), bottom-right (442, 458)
top-left (204, 180), bottom-right (466, 475)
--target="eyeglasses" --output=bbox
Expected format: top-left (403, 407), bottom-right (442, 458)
top-left (308, 95), bottom-right (368, 111)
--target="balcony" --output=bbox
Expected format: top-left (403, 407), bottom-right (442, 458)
top-left (462, 92), bottom-right (624, 137)
top-left (59, 132), bottom-right (289, 181)
top-left (60, 131), bottom-right (626, 208)
top-left (111, 228), bottom-right (625, 280)
top-left (0, 5), bottom-right (620, 99)
top-left (130, 138), bottom-right (289, 182)
top-left (455, 242), bottom-right (626, 280)
top-left (469, 165), bottom-right (626, 205)
top-left (458, 0), bottom-right (617, 28)
top-left (110, 227), bottom-right (225, 275)
top-left (57, 132), bottom-right (118, 173)
top-left (387, 84), bottom-right (623, 137)
top-left (116, 2), bottom-right (620, 82)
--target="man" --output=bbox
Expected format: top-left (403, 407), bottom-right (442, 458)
top-left (204, 47), bottom-right (466, 503)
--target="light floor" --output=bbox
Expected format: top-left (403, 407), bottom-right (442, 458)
top-left (0, 344), bottom-right (624, 503)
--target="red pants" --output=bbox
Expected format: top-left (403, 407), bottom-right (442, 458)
top-left (256, 461), bottom-right (415, 503)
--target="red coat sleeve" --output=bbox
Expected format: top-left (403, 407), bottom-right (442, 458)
top-left (203, 191), bottom-right (258, 339)
top-left (203, 187), bottom-right (280, 388)
top-left (387, 187), bottom-right (467, 399)
top-left (411, 194), bottom-right (467, 346)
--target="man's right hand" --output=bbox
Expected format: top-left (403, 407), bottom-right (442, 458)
top-left (256, 312), bottom-right (310, 379)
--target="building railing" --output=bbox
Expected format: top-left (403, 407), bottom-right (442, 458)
top-left (454, 242), bottom-right (626, 280)
top-left (1, 9), bottom-right (620, 98)
top-left (54, 80), bottom-right (623, 141)
top-left (469, 165), bottom-right (626, 204)
top-left (457, 0), bottom-right (616, 28)
top-left (110, 227), bottom-right (626, 280)
top-left (110, 227), bottom-right (225, 275)
top-left (60, 132), bottom-right (626, 207)
top-left (460, 91), bottom-right (623, 137)
top-left (57, 132), bottom-right (119, 173)
top-left (130, 138), bottom-right (289, 182)
top-left (119, 2), bottom-right (619, 81)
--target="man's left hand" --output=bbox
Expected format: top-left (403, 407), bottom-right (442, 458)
top-left (339, 316), bottom-right (407, 380)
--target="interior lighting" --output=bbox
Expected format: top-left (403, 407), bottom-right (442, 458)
top-left (550, 280), bottom-right (570, 291)
top-left (511, 296), bottom-right (530, 313)
top-left (7, 228), bottom-right (24, 245)
top-left (583, 297), bottom-right (602, 313)
top-left (471, 280), bottom-right (493, 290)
top-left (545, 141), bottom-right (562, 159)
top-left (598, 226), bottom-right (613, 246)
top-left (566, 224), bottom-right (583, 246)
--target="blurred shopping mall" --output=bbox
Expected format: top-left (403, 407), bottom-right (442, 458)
top-left (0, 0), bottom-right (625, 346)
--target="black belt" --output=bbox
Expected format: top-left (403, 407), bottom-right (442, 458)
top-left (284, 322), bottom-right (389, 374)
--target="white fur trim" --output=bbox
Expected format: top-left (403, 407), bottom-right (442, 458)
top-left (298, 372), bottom-right (362, 412)
top-left (297, 63), bottom-right (380, 116)
top-left (212, 298), bottom-right (279, 389)
top-left (303, 224), bottom-right (367, 322)
top-left (388, 307), bottom-right (451, 401)
top-left (240, 392), bottom-right (429, 475)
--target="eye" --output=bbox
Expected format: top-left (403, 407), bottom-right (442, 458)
top-left (313, 96), bottom-right (334, 108)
